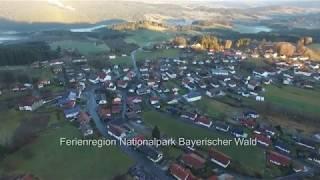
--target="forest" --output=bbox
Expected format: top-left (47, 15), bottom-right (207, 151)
top-left (0, 41), bottom-right (58, 66)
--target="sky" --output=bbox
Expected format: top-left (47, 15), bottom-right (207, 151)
top-left (12, 0), bottom-right (316, 13)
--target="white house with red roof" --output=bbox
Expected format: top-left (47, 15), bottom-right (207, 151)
top-left (18, 96), bottom-right (44, 111)
top-left (181, 153), bottom-right (206, 170)
top-left (107, 124), bottom-right (126, 140)
top-left (209, 149), bottom-right (231, 168)
top-left (195, 116), bottom-right (212, 128)
top-left (169, 163), bottom-right (195, 180)
top-left (267, 151), bottom-right (291, 166)
top-left (254, 134), bottom-right (272, 147)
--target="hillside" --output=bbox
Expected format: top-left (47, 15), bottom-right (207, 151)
top-left (0, 1), bottom-right (319, 24)
top-left (111, 20), bottom-right (171, 31)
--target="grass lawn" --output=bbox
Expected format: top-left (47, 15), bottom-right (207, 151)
top-left (161, 146), bottom-right (183, 160)
top-left (246, 58), bottom-right (270, 68)
top-left (264, 85), bottom-right (320, 117)
top-left (50, 40), bottom-right (109, 55)
top-left (108, 47), bottom-right (180, 66)
top-left (0, 110), bottom-right (26, 146)
top-left (125, 30), bottom-right (175, 47)
top-left (194, 98), bottom-right (240, 119)
top-left (0, 108), bottom-right (62, 146)
top-left (0, 66), bottom-right (54, 80)
top-left (110, 56), bottom-right (132, 66)
top-left (0, 123), bottom-right (133, 180)
top-left (142, 111), bottom-right (266, 176)
top-left (135, 49), bottom-right (181, 62)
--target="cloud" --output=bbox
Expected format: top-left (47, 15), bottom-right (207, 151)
top-left (48, 0), bottom-right (75, 11)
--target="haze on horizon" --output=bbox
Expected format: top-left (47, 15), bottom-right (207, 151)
top-left (0, 0), bottom-right (319, 24)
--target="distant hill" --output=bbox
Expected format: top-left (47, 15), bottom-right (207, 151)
top-left (0, 0), bottom-right (318, 24)
top-left (111, 20), bottom-right (171, 31)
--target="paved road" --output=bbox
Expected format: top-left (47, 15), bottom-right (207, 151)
top-left (85, 86), bottom-right (108, 136)
top-left (85, 85), bottom-right (171, 179)
top-left (131, 48), bottom-right (142, 79)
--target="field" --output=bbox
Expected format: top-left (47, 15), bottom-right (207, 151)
top-left (142, 111), bottom-right (266, 176)
top-left (109, 48), bottom-right (181, 66)
top-left (0, 123), bottom-right (133, 180)
top-left (194, 98), bottom-right (240, 119)
top-left (109, 56), bottom-right (132, 66)
top-left (264, 85), bottom-right (320, 117)
top-left (125, 30), bottom-right (175, 47)
top-left (50, 40), bottom-right (109, 55)
top-left (0, 110), bottom-right (26, 146)
top-left (0, 108), bottom-right (61, 147)
top-left (135, 49), bottom-right (181, 62)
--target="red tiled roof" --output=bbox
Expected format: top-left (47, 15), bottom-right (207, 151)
top-left (181, 153), bottom-right (206, 169)
top-left (150, 96), bottom-right (160, 101)
top-left (195, 116), bottom-right (211, 125)
top-left (254, 134), bottom-right (272, 146)
top-left (78, 112), bottom-right (90, 124)
top-left (132, 135), bottom-right (145, 146)
top-left (127, 96), bottom-right (142, 104)
top-left (169, 163), bottom-right (192, 180)
top-left (19, 96), bottom-right (41, 106)
top-left (267, 151), bottom-right (291, 166)
top-left (209, 149), bottom-right (231, 166)
top-left (240, 118), bottom-right (256, 128)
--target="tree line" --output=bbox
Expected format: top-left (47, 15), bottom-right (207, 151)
top-left (0, 41), bottom-right (58, 66)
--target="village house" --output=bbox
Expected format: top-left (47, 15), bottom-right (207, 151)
top-left (98, 105), bottom-right (112, 121)
top-left (253, 69), bottom-right (269, 78)
top-left (107, 124), bottom-right (126, 140)
top-left (274, 141), bottom-right (291, 154)
top-left (209, 149), bottom-right (231, 168)
top-left (183, 92), bottom-right (202, 102)
top-left (169, 163), bottom-right (195, 180)
top-left (213, 121), bottom-right (230, 132)
top-left (206, 88), bottom-right (226, 98)
top-left (254, 134), bottom-right (272, 147)
top-left (138, 145), bottom-right (163, 163)
top-left (96, 93), bottom-right (107, 105)
top-left (149, 96), bottom-right (160, 105)
top-left (166, 95), bottom-right (179, 105)
top-left (195, 116), bottom-right (212, 128)
top-left (180, 112), bottom-right (198, 121)
top-left (307, 153), bottom-right (320, 165)
top-left (267, 151), bottom-right (291, 166)
top-left (80, 123), bottom-right (93, 137)
top-left (231, 127), bottom-right (248, 138)
top-left (294, 138), bottom-right (316, 150)
top-left (37, 79), bottom-right (51, 89)
top-left (211, 69), bottom-right (229, 76)
top-left (64, 106), bottom-right (80, 119)
top-left (18, 96), bottom-right (44, 111)
top-left (181, 153), bottom-right (206, 170)
top-left (240, 118), bottom-right (256, 129)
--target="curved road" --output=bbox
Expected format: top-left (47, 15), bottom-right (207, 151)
top-left (85, 50), bottom-right (172, 179)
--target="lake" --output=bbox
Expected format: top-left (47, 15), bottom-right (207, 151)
top-left (0, 31), bottom-right (24, 44)
top-left (233, 24), bottom-right (272, 34)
